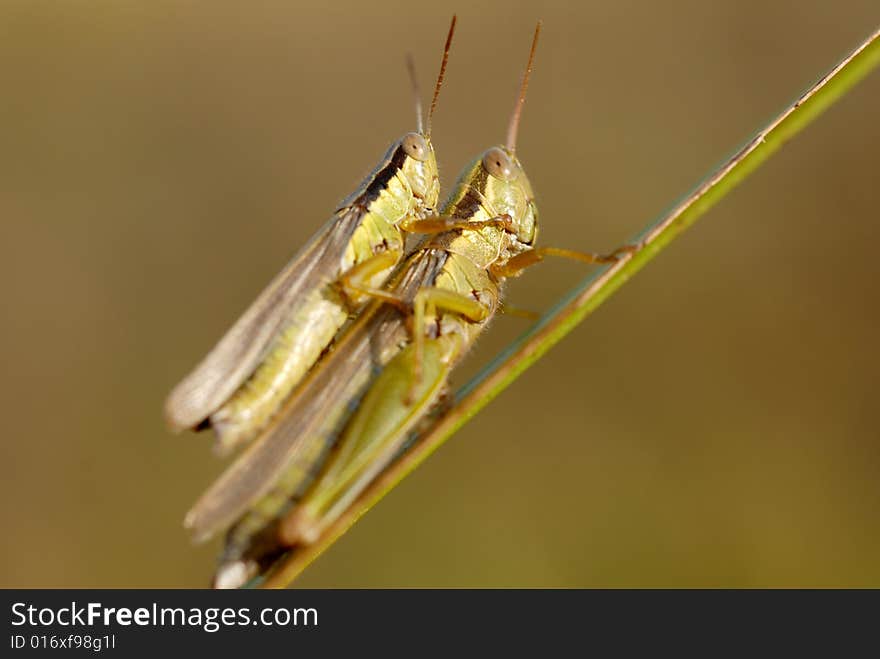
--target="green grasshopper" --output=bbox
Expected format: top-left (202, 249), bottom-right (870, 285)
top-left (163, 18), bottom-right (457, 455)
top-left (187, 22), bottom-right (642, 589)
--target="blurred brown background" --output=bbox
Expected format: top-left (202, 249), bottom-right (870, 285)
top-left (1, 1), bottom-right (878, 587)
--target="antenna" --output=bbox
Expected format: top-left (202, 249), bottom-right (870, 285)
top-left (426, 15), bottom-right (457, 136)
top-left (406, 53), bottom-right (424, 134)
top-left (506, 20), bottom-right (542, 153)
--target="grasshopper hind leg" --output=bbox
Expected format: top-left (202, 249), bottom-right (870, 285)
top-left (275, 286), bottom-right (492, 546)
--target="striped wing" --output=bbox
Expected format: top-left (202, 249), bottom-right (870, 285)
top-left (164, 207), bottom-right (365, 432)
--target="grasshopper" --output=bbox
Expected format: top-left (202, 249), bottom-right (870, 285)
top-left (188, 22), bottom-right (641, 588)
top-left (164, 18), bottom-right (457, 455)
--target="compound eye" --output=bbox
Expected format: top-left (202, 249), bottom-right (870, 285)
top-left (482, 147), bottom-right (514, 180)
top-left (402, 132), bottom-right (430, 162)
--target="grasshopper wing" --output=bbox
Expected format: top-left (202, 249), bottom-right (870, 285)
top-left (184, 253), bottom-right (442, 541)
top-left (164, 208), bottom-right (364, 432)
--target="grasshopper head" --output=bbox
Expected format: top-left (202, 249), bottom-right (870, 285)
top-left (478, 144), bottom-right (537, 248)
top-left (399, 131), bottom-right (440, 211)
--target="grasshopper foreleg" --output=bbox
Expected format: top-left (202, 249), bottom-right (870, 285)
top-left (494, 241), bottom-right (646, 277)
top-left (401, 213), bottom-right (513, 235)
